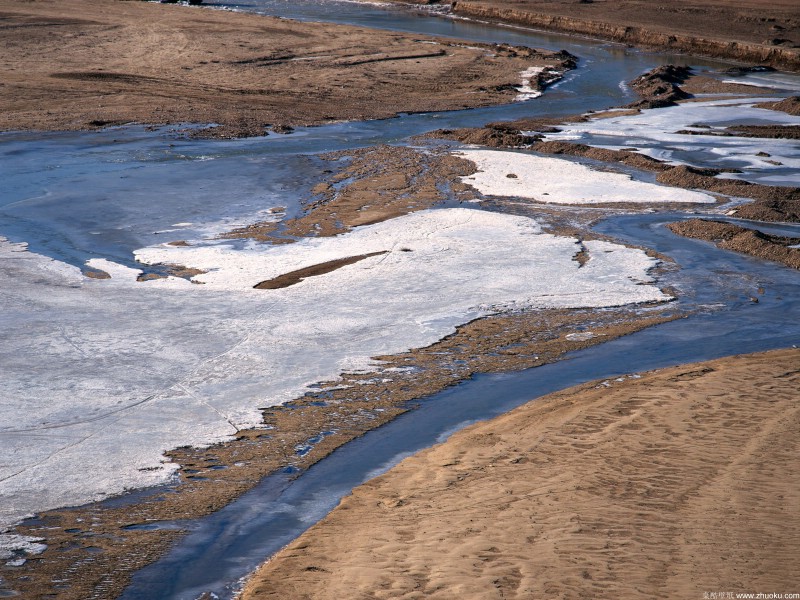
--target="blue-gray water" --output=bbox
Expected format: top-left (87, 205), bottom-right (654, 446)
top-left (0, 0), bottom-right (737, 269)
top-left (1, 1), bottom-right (798, 599)
top-left (118, 212), bottom-right (800, 600)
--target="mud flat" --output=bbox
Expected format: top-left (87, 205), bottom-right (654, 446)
top-left (0, 0), bottom-right (572, 138)
top-left (667, 218), bottom-right (800, 269)
top-left (241, 348), bottom-right (800, 600)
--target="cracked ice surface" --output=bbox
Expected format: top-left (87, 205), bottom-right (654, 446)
top-left (540, 98), bottom-right (800, 186)
top-left (515, 66), bottom-right (545, 101)
top-left (458, 149), bottom-right (716, 204)
top-left (0, 534), bottom-right (46, 563)
top-left (0, 208), bottom-right (669, 533)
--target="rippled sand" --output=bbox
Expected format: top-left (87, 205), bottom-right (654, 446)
top-left (243, 348), bottom-right (800, 599)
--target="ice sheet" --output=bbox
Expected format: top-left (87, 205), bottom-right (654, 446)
top-left (0, 208), bottom-right (669, 532)
top-left (515, 66), bottom-right (545, 101)
top-left (541, 98), bottom-right (800, 185)
top-left (0, 534), bottom-right (46, 563)
top-left (457, 149), bottom-right (716, 204)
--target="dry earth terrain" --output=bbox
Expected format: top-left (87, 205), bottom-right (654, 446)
top-left (0, 0), bottom-right (571, 137)
top-left (243, 348), bottom-right (800, 600)
top-left (376, 0), bottom-right (800, 70)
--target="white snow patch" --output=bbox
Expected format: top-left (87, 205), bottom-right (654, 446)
top-left (720, 79), bottom-right (783, 89)
top-left (0, 534), bottom-right (47, 560)
top-left (541, 98), bottom-right (800, 184)
top-left (565, 331), bottom-right (596, 341)
top-left (515, 66), bottom-right (561, 102)
top-left (720, 72), bottom-right (800, 94)
top-left (457, 149), bottom-right (716, 204)
top-left (515, 66), bottom-right (545, 101)
top-left (0, 209), bottom-right (669, 530)
top-left (85, 258), bottom-right (142, 282)
top-left (515, 65), bottom-right (561, 101)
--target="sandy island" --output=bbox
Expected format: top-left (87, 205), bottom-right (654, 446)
top-left (0, 0), bottom-right (572, 138)
top-left (242, 348), bottom-right (800, 600)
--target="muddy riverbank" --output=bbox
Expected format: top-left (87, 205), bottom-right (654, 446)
top-left (242, 348), bottom-right (800, 600)
top-left (0, 0), bottom-right (572, 138)
top-left (446, 0), bottom-right (800, 71)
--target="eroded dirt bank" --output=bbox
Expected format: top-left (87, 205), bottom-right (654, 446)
top-left (448, 0), bottom-right (800, 71)
top-left (242, 348), bottom-right (800, 600)
top-left (668, 219), bottom-right (800, 269)
top-left (0, 0), bottom-right (572, 138)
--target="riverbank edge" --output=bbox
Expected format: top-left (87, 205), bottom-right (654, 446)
top-left (239, 347), bottom-right (800, 599)
top-left (0, 0), bottom-right (575, 138)
top-left (448, 2), bottom-right (800, 72)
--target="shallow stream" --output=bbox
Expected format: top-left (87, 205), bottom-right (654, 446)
top-left (118, 213), bottom-right (800, 600)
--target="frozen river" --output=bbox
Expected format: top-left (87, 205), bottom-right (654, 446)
top-left (1, 0), bottom-right (799, 597)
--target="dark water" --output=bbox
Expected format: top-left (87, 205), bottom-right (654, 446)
top-left (118, 212), bottom-right (800, 600)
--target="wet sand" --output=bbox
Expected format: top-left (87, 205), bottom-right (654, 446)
top-left (0, 0), bottom-right (571, 138)
top-left (242, 348), bottom-right (800, 600)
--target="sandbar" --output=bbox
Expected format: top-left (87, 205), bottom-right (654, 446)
top-left (243, 348), bottom-right (800, 599)
top-left (0, 0), bottom-right (571, 137)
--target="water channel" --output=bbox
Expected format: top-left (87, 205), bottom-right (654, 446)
top-left (118, 216), bottom-right (800, 600)
top-left (1, 1), bottom-right (799, 598)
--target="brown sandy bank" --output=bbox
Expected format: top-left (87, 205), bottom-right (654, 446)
top-left (447, 0), bottom-right (800, 71)
top-left (370, 0), bottom-right (800, 70)
top-left (667, 219), bottom-right (800, 270)
top-left (242, 348), bottom-right (800, 600)
top-left (0, 0), bottom-right (572, 138)
top-left (3, 305), bottom-right (678, 599)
